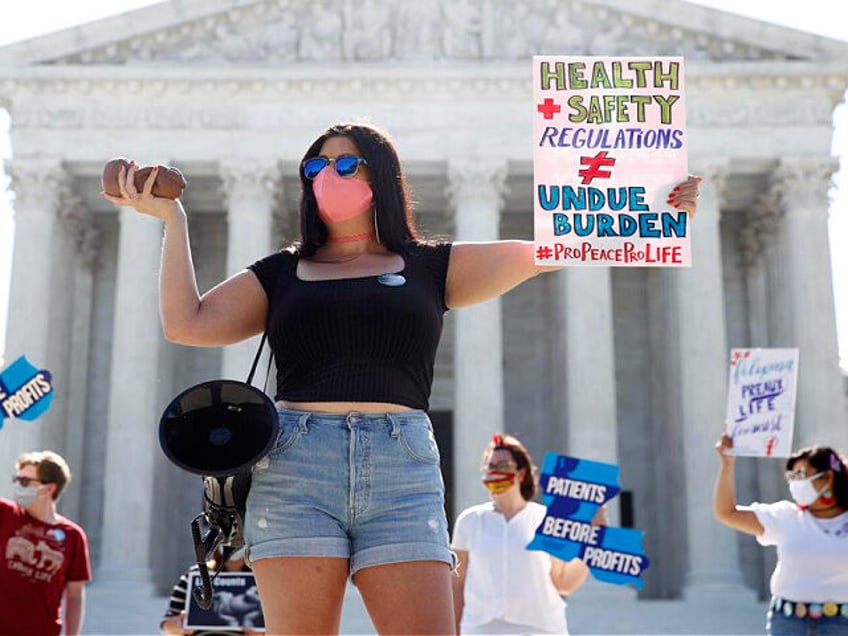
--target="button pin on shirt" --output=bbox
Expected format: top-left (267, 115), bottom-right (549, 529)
top-left (377, 273), bottom-right (406, 287)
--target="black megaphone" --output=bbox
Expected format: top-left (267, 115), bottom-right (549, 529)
top-left (159, 379), bottom-right (277, 609)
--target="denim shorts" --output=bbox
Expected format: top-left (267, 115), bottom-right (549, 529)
top-left (244, 407), bottom-right (453, 576)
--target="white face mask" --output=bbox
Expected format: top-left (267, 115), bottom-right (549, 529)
top-left (788, 472), bottom-right (825, 507)
top-left (13, 483), bottom-right (44, 508)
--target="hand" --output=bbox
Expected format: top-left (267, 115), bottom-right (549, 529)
top-left (101, 161), bottom-right (183, 223)
top-left (667, 174), bottom-right (702, 217)
top-left (591, 504), bottom-right (608, 527)
top-left (160, 611), bottom-right (192, 635)
top-left (715, 433), bottom-right (735, 467)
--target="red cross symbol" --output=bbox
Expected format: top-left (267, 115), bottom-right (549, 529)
top-left (537, 98), bottom-right (561, 120)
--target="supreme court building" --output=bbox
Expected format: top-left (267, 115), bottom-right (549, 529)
top-left (1, 0), bottom-right (847, 604)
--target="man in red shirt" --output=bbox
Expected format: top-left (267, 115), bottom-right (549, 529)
top-left (0, 450), bottom-right (92, 635)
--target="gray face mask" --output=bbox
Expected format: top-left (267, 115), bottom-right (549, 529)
top-left (13, 483), bottom-right (44, 508)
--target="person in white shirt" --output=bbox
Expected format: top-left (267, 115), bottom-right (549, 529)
top-left (451, 434), bottom-right (603, 635)
top-left (713, 435), bottom-right (848, 635)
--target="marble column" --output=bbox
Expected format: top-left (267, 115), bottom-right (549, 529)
top-left (675, 160), bottom-right (749, 597)
top-left (737, 192), bottom-right (782, 594)
top-left (0, 159), bottom-right (67, 490)
top-left (555, 268), bottom-right (620, 523)
top-left (447, 159), bottom-right (507, 515)
top-left (218, 161), bottom-right (278, 382)
top-left (771, 157), bottom-right (848, 452)
top-left (98, 207), bottom-right (163, 585)
top-left (57, 190), bottom-right (101, 521)
top-left (556, 267), bottom-right (632, 601)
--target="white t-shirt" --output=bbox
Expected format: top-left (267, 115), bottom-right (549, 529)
top-left (750, 500), bottom-right (848, 602)
top-left (452, 501), bottom-right (568, 634)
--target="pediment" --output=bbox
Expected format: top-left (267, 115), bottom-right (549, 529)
top-left (1, 0), bottom-right (847, 67)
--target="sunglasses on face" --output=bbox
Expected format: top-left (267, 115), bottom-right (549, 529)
top-left (12, 475), bottom-right (43, 487)
top-left (302, 154), bottom-right (368, 180)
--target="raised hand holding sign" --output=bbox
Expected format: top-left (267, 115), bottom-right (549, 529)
top-left (527, 453), bottom-right (650, 589)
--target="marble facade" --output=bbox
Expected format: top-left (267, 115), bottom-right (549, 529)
top-left (1, 0), bottom-right (847, 601)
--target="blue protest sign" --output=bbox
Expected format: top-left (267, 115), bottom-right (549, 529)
top-left (0, 356), bottom-right (54, 428)
top-left (526, 452), bottom-right (650, 589)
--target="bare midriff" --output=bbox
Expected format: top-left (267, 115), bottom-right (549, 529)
top-left (277, 400), bottom-right (414, 413)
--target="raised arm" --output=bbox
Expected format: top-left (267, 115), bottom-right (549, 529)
top-left (102, 163), bottom-right (267, 346)
top-left (713, 434), bottom-right (764, 536)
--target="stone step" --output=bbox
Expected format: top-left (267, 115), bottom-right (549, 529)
top-left (83, 579), bottom-right (767, 635)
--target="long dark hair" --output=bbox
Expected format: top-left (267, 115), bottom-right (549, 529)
top-left (296, 123), bottom-right (420, 256)
top-left (786, 445), bottom-right (848, 509)
top-left (484, 434), bottom-right (538, 501)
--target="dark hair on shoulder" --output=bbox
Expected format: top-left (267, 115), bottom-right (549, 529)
top-left (786, 445), bottom-right (848, 509)
top-left (483, 433), bottom-right (538, 501)
top-left (296, 122), bottom-right (421, 257)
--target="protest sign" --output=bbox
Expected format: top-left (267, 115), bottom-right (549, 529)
top-left (0, 356), bottom-right (54, 428)
top-left (185, 571), bottom-right (265, 632)
top-left (724, 348), bottom-right (799, 457)
top-left (533, 56), bottom-right (688, 267)
top-left (527, 453), bottom-right (650, 589)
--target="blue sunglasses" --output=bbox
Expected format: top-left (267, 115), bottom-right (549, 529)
top-left (302, 154), bottom-right (368, 180)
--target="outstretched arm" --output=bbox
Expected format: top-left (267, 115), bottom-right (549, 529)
top-left (102, 163), bottom-right (267, 346)
top-left (445, 240), bottom-right (540, 308)
top-left (444, 176), bottom-right (702, 309)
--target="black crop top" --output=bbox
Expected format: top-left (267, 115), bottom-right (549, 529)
top-left (248, 242), bottom-right (452, 410)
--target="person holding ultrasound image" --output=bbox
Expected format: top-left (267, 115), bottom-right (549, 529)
top-left (102, 121), bottom-right (699, 635)
top-left (160, 547), bottom-right (262, 636)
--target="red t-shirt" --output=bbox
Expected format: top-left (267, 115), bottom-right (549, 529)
top-left (0, 498), bottom-right (92, 635)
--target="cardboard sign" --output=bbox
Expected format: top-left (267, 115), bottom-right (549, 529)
top-left (526, 453), bottom-right (650, 589)
top-left (724, 348), bottom-right (799, 457)
top-left (533, 56), bottom-right (689, 267)
top-left (0, 356), bottom-right (54, 428)
top-left (185, 571), bottom-right (265, 632)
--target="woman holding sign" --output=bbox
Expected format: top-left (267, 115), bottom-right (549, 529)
top-left (452, 434), bottom-right (605, 635)
top-left (714, 435), bottom-right (848, 635)
top-left (104, 122), bottom-right (698, 635)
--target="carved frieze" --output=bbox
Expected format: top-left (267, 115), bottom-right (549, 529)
top-left (2, 72), bottom-right (841, 132)
top-left (49, 0), bottom-right (792, 66)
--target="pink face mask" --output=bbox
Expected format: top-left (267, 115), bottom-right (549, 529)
top-left (312, 169), bottom-right (374, 225)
